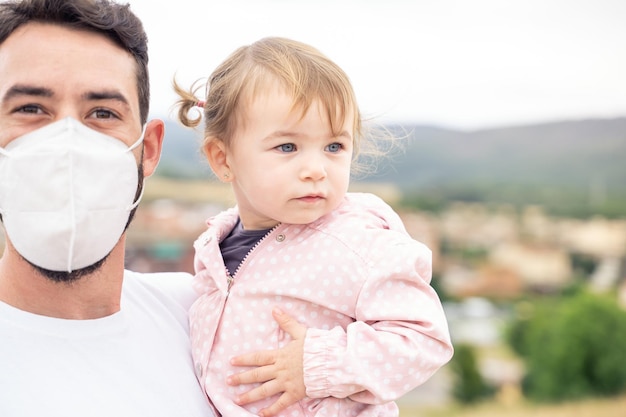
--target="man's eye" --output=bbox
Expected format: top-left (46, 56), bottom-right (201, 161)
top-left (93, 109), bottom-right (115, 119)
top-left (326, 142), bottom-right (343, 152)
top-left (277, 143), bottom-right (296, 152)
top-left (16, 104), bottom-right (41, 114)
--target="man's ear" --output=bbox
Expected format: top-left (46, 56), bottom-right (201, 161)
top-left (204, 138), bottom-right (232, 182)
top-left (141, 119), bottom-right (164, 178)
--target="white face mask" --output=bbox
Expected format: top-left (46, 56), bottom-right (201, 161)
top-left (0, 117), bottom-right (145, 272)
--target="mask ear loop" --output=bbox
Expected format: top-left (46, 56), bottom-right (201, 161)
top-left (123, 124), bottom-right (148, 211)
top-left (127, 124), bottom-right (147, 152)
top-left (127, 184), bottom-right (145, 211)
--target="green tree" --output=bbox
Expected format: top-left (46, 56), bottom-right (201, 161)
top-left (450, 343), bottom-right (495, 404)
top-left (507, 292), bottom-right (626, 402)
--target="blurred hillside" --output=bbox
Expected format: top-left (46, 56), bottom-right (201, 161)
top-left (157, 117), bottom-right (626, 218)
top-left (375, 118), bottom-right (625, 188)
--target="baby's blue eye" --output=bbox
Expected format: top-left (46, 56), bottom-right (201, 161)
top-left (326, 143), bottom-right (342, 152)
top-left (278, 143), bottom-right (296, 152)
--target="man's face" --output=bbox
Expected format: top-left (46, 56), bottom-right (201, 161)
top-left (0, 22), bottom-right (143, 151)
top-left (0, 22), bottom-right (145, 281)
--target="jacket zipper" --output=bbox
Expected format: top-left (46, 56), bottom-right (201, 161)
top-left (226, 224), bottom-right (281, 295)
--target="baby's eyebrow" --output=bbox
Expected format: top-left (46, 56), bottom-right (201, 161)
top-left (264, 130), bottom-right (352, 141)
top-left (337, 130), bottom-right (352, 139)
top-left (263, 130), bottom-right (303, 141)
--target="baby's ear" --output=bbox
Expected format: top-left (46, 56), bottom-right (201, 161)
top-left (204, 138), bottom-right (232, 182)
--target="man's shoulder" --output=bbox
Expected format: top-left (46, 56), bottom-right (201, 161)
top-left (123, 270), bottom-right (198, 311)
top-left (125, 270), bottom-right (193, 287)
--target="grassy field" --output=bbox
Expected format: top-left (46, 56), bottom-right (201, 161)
top-left (144, 176), bottom-right (234, 205)
top-left (400, 395), bottom-right (626, 417)
top-left (144, 176), bottom-right (402, 206)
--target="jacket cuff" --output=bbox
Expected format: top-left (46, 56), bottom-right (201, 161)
top-left (303, 327), bottom-right (337, 398)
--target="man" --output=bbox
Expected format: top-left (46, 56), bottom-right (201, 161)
top-left (0, 0), bottom-right (215, 415)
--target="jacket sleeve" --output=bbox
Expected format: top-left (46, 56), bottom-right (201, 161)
top-left (302, 237), bottom-right (453, 403)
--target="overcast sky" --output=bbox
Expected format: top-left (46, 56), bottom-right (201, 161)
top-left (128, 0), bottom-right (626, 130)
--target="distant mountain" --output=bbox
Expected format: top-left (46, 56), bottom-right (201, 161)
top-left (370, 118), bottom-right (626, 193)
top-left (158, 117), bottom-right (626, 193)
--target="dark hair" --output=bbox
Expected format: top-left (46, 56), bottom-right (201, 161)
top-left (0, 0), bottom-right (150, 124)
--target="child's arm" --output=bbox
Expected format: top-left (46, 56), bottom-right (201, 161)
top-left (292, 197), bottom-right (453, 404)
top-left (300, 240), bottom-right (453, 404)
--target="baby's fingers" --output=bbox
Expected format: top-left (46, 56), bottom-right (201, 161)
top-left (233, 379), bottom-right (282, 406)
top-left (231, 349), bottom-right (276, 367)
top-left (258, 392), bottom-right (300, 417)
top-left (227, 364), bottom-right (275, 386)
top-left (272, 307), bottom-right (307, 340)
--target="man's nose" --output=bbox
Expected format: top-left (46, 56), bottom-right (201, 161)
top-left (54, 107), bottom-right (82, 122)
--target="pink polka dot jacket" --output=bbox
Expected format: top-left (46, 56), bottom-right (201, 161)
top-left (190, 192), bottom-right (453, 416)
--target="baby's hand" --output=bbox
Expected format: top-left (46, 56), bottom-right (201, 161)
top-left (228, 307), bottom-right (307, 417)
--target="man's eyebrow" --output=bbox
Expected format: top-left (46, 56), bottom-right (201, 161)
top-left (1, 86), bottom-right (130, 108)
top-left (82, 90), bottom-right (130, 106)
top-left (2, 84), bottom-right (53, 102)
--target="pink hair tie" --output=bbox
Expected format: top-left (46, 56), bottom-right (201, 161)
top-left (196, 100), bottom-right (205, 108)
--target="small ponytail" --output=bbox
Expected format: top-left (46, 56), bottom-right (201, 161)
top-left (172, 77), bottom-right (206, 128)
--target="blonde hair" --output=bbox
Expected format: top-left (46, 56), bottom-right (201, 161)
top-left (174, 37), bottom-right (389, 177)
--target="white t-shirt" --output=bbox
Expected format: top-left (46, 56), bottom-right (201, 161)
top-left (0, 270), bottom-right (215, 417)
